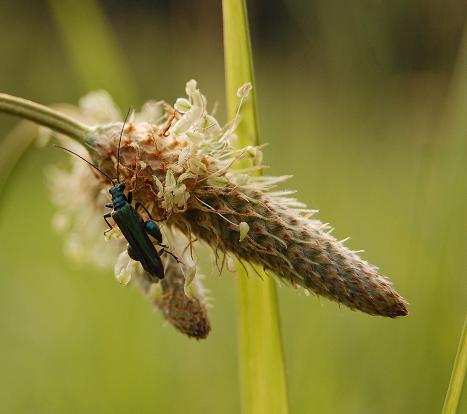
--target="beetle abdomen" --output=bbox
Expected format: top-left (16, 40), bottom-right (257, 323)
top-left (113, 203), bottom-right (165, 279)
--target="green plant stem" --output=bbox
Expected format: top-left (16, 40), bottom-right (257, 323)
top-left (223, 1), bottom-right (289, 413)
top-left (0, 94), bottom-right (91, 143)
top-left (223, 1), bottom-right (259, 149)
top-left (442, 316), bottom-right (467, 414)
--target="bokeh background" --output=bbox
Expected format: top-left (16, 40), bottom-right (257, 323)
top-left (0, 1), bottom-right (466, 413)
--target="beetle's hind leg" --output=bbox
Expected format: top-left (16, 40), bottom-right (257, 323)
top-left (158, 248), bottom-right (181, 263)
top-left (142, 217), bottom-right (181, 263)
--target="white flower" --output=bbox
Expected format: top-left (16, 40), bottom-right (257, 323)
top-left (239, 222), bottom-right (250, 242)
top-left (174, 98), bottom-right (191, 114)
top-left (135, 100), bottom-right (164, 123)
top-left (183, 262), bottom-right (198, 299)
top-left (114, 251), bottom-right (134, 285)
top-left (237, 82), bottom-right (253, 98)
top-left (47, 157), bottom-right (125, 270)
top-left (79, 90), bottom-right (121, 124)
top-left (154, 169), bottom-right (191, 214)
top-left (173, 80), bottom-right (206, 135)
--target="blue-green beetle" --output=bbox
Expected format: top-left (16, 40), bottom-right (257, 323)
top-left (56, 121), bottom-right (177, 281)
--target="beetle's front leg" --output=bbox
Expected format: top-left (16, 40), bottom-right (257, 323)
top-left (127, 191), bottom-right (133, 204)
top-left (103, 213), bottom-right (113, 235)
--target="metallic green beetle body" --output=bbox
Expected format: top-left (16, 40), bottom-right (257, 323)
top-left (106, 183), bottom-right (165, 280)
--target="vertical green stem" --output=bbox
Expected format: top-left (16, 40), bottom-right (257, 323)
top-left (222, 1), bottom-right (289, 413)
top-left (223, 0), bottom-right (259, 148)
top-left (442, 317), bottom-right (467, 414)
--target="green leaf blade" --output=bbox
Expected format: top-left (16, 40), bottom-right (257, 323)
top-left (442, 317), bottom-right (467, 414)
top-left (222, 1), bottom-right (289, 413)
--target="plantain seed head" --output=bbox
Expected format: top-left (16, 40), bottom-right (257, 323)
top-left (48, 80), bottom-right (408, 340)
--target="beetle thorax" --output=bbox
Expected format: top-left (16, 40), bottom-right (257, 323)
top-left (109, 184), bottom-right (128, 209)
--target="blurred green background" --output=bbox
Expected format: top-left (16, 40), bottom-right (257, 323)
top-left (0, 1), bottom-right (466, 413)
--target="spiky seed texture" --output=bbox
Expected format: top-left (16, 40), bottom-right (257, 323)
top-left (136, 252), bottom-right (211, 340)
top-left (48, 80), bottom-right (408, 335)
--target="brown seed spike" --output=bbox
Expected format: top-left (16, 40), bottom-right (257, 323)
top-left (158, 257), bottom-right (211, 339)
top-left (136, 256), bottom-right (211, 339)
top-left (174, 187), bottom-right (408, 318)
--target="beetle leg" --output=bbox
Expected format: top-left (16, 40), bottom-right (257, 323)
top-left (159, 248), bottom-right (181, 263)
top-left (136, 202), bottom-right (166, 222)
top-left (144, 220), bottom-right (163, 244)
top-left (127, 191), bottom-right (133, 204)
top-left (103, 213), bottom-right (113, 234)
top-left (105, 203), bottom-right (113, 208)
top-left (135, 202), bottom-right (154, 220)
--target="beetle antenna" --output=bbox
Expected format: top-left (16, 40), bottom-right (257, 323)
top-left (116, 108), bottom-right (132, 184)
top-left (54, 145), bottom-right (115, 184)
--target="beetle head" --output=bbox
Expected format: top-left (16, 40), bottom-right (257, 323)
top-left (109, 183), bottom-right (126, 197)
